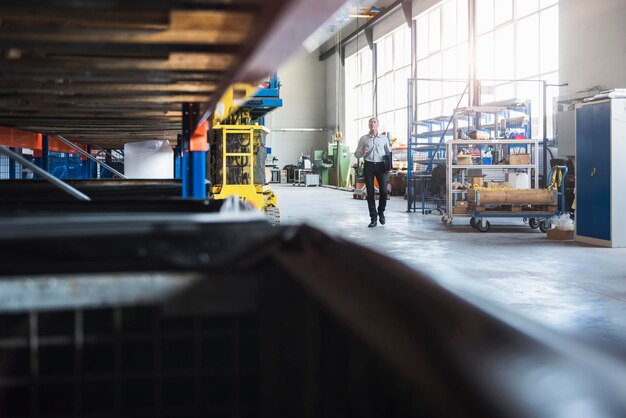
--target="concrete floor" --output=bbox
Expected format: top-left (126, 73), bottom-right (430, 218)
top-left (273, 183), bottom-right (626, 356)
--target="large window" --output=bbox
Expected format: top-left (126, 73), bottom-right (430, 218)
top-left (375, 26), bottom-right (411, 142)
top-left (475, 0), bottom-right (558, 137)
top-left (412, 0), bottom-right (558, 137)
top-left (345, 47), bottom-right (373, 151)
top-left (415, 0), bottom-right (469, 122)
top-left (343, 0), bottom-right (559, 150)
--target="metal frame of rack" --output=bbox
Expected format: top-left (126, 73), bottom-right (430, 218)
top-left (443, 138), bottom-right (540, 226)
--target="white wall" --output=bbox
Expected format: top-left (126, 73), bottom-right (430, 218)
top-left (264, 47), bottom-right (330, 168)
top-left (560, 0), bottom-right (626, 96)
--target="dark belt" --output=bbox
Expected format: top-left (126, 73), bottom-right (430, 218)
top-left (364, 160), bottom-right (384, 164)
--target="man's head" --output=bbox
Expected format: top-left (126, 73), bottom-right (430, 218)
top-left (368, 117), bottom-right (379, 134)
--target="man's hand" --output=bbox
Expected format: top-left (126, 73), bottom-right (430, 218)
top-left (363, 146), bottom-right (369, 153)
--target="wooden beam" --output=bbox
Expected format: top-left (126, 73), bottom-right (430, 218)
top-left (0, 40), bottom-right (241, 55)
top-left (0, 53), bottom-right (235, 72)
top-left (0, 94), bottom-right (214, 105)
top-left (0, 8), bottom-right (169, 30)
top-left (0, 11), bottom-right (254, 44)
top-left (0, 110), bottom-right (182, 118)
top-left (0, 81), bottom-right (217, 95)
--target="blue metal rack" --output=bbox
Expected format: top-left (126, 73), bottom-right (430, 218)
top-left (243, 72), bottom-right (283, 121)
top-left (48, 152), bottom-right (83, 179)
top-left (406, 78), bottom-right (457, 214)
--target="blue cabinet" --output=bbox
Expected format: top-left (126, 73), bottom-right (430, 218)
top-left (575, 96), bottom-right (626, 247)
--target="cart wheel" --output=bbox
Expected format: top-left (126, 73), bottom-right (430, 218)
top-left (444, 218), bottom-right (453, 226)
top-left (441, 216), bottom-right (446, 224)
top-left (528, 218), bottom-right (540, 229)
top-left (538, 220), bottom-right (549, 233)
top-left (477, 220), bottom-right (491, 232)
top-left (470, 217), bottom-right (478, 229)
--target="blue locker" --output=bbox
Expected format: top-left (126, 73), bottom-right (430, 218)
top-left (575, 95), bottom-right (626, 247)
top-left (576, 102), bottom-right (611, 241)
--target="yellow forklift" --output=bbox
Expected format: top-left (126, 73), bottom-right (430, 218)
top-left (208, 77), bottom-right (281, 223)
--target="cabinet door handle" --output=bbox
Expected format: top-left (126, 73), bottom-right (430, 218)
top-left (591, 168), bottom-right (597, 176)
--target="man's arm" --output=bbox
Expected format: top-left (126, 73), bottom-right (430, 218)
top-left (354, 136), bottom-right (368, 158)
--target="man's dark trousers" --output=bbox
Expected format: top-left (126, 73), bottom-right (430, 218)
top-left (364, 161), bottom-right (388, 221)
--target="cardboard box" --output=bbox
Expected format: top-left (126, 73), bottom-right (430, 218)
top-left (456, 200), bottom-right (468, 207)
top-left (457, 155), bottom-right (472, 165)
top-left (389, 175), bottom-right (407, 196)
top-left (509, 153), bottom-right (531, 165)
top-left (453, 206), bottom-right (468, 214)
top-left (471, 176), bottom-right (484, 187)
top-left (547, 229), bottom-right (574, 240)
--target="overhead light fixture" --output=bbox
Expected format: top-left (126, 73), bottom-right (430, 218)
top-left (348, 6), bottom-right (380, 19)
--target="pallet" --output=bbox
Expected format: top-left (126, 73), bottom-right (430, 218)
top-left (468, 189), bottom-right (554, 205)
top-left (470, 204), bottom-right (558, 213)
top-left (499, 204), bottom-right (524, 212)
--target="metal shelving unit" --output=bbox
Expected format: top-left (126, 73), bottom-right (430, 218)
top-left (443, 138), bottom-right (540, 226)
top-left (452, 103), bottom-right (532, 142)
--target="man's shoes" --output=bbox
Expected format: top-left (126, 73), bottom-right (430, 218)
top-left (379, 213), bottom-right (386, 225)
top-left (368, 219), bottom-right (377, 228)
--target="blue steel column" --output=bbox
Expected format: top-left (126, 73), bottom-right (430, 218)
top-left (34, 135), bottom-right (49, 178)
top-left (181, 103), bottom-right (207, 198)
top-left (82, 146), bottom-right (91, 179)
top-left (66, 152), bottom-right (70, 179)
top-left (42, 135), bottom-right (49, 172)
top-left (101, 149), bottom-right (113, 178)
top-left (174, 134), bottom-right (182, 179)
top-left (8, 147), bottom-right (16, 179)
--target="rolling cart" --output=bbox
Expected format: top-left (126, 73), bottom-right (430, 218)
top-left (467, 165), bottom-right (568, 232)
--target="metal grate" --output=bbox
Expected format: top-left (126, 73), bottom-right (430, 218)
top-left (0, 307), bottom-right (258, 417)
top-left (0, 153), bottom-right (23, 180)
top-left (407, 175), bottom-right (446, 215)
top-left (48, 152), bottom-right (85, 179)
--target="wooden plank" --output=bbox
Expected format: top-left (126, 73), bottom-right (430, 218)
top-left (0, 8), bottom-right (169, 30)
top-left (499, 205), bottom-right (523, 212)
top-left (0, 118), bottom-right (179, 126)
top-left (0, 72), bottom-right (223, 85)
top-left (0, 40), bottom-right (241, 55)
top-left (468, 189), bottom-right (554, 205)
top-left (0, 11), bottom-right (254, 44)
top-left (0, 53), bottom-right (235, 71)
top-left (0, 102), bottom-right (182, 111)
top-left (471, 210), bottom-right (559, 215)
top-left (0, 111), bottom-right (182, 118)
top-left (0, 81), bottom-right (217, 95)
top-left (0, 94), bottom-right (214, 105)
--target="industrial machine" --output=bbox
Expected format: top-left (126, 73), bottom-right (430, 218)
top-left (328, 142), bottom-right (352, 187)
top-left (208, 74), bottom-right (282, 223)
top-left (312, 149), bottom-right (333, 185)
top-left (209, 123), bottom-right (279, 223)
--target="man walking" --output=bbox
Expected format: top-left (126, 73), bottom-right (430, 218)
top-left (354, 117), bottom-right (390, 227)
